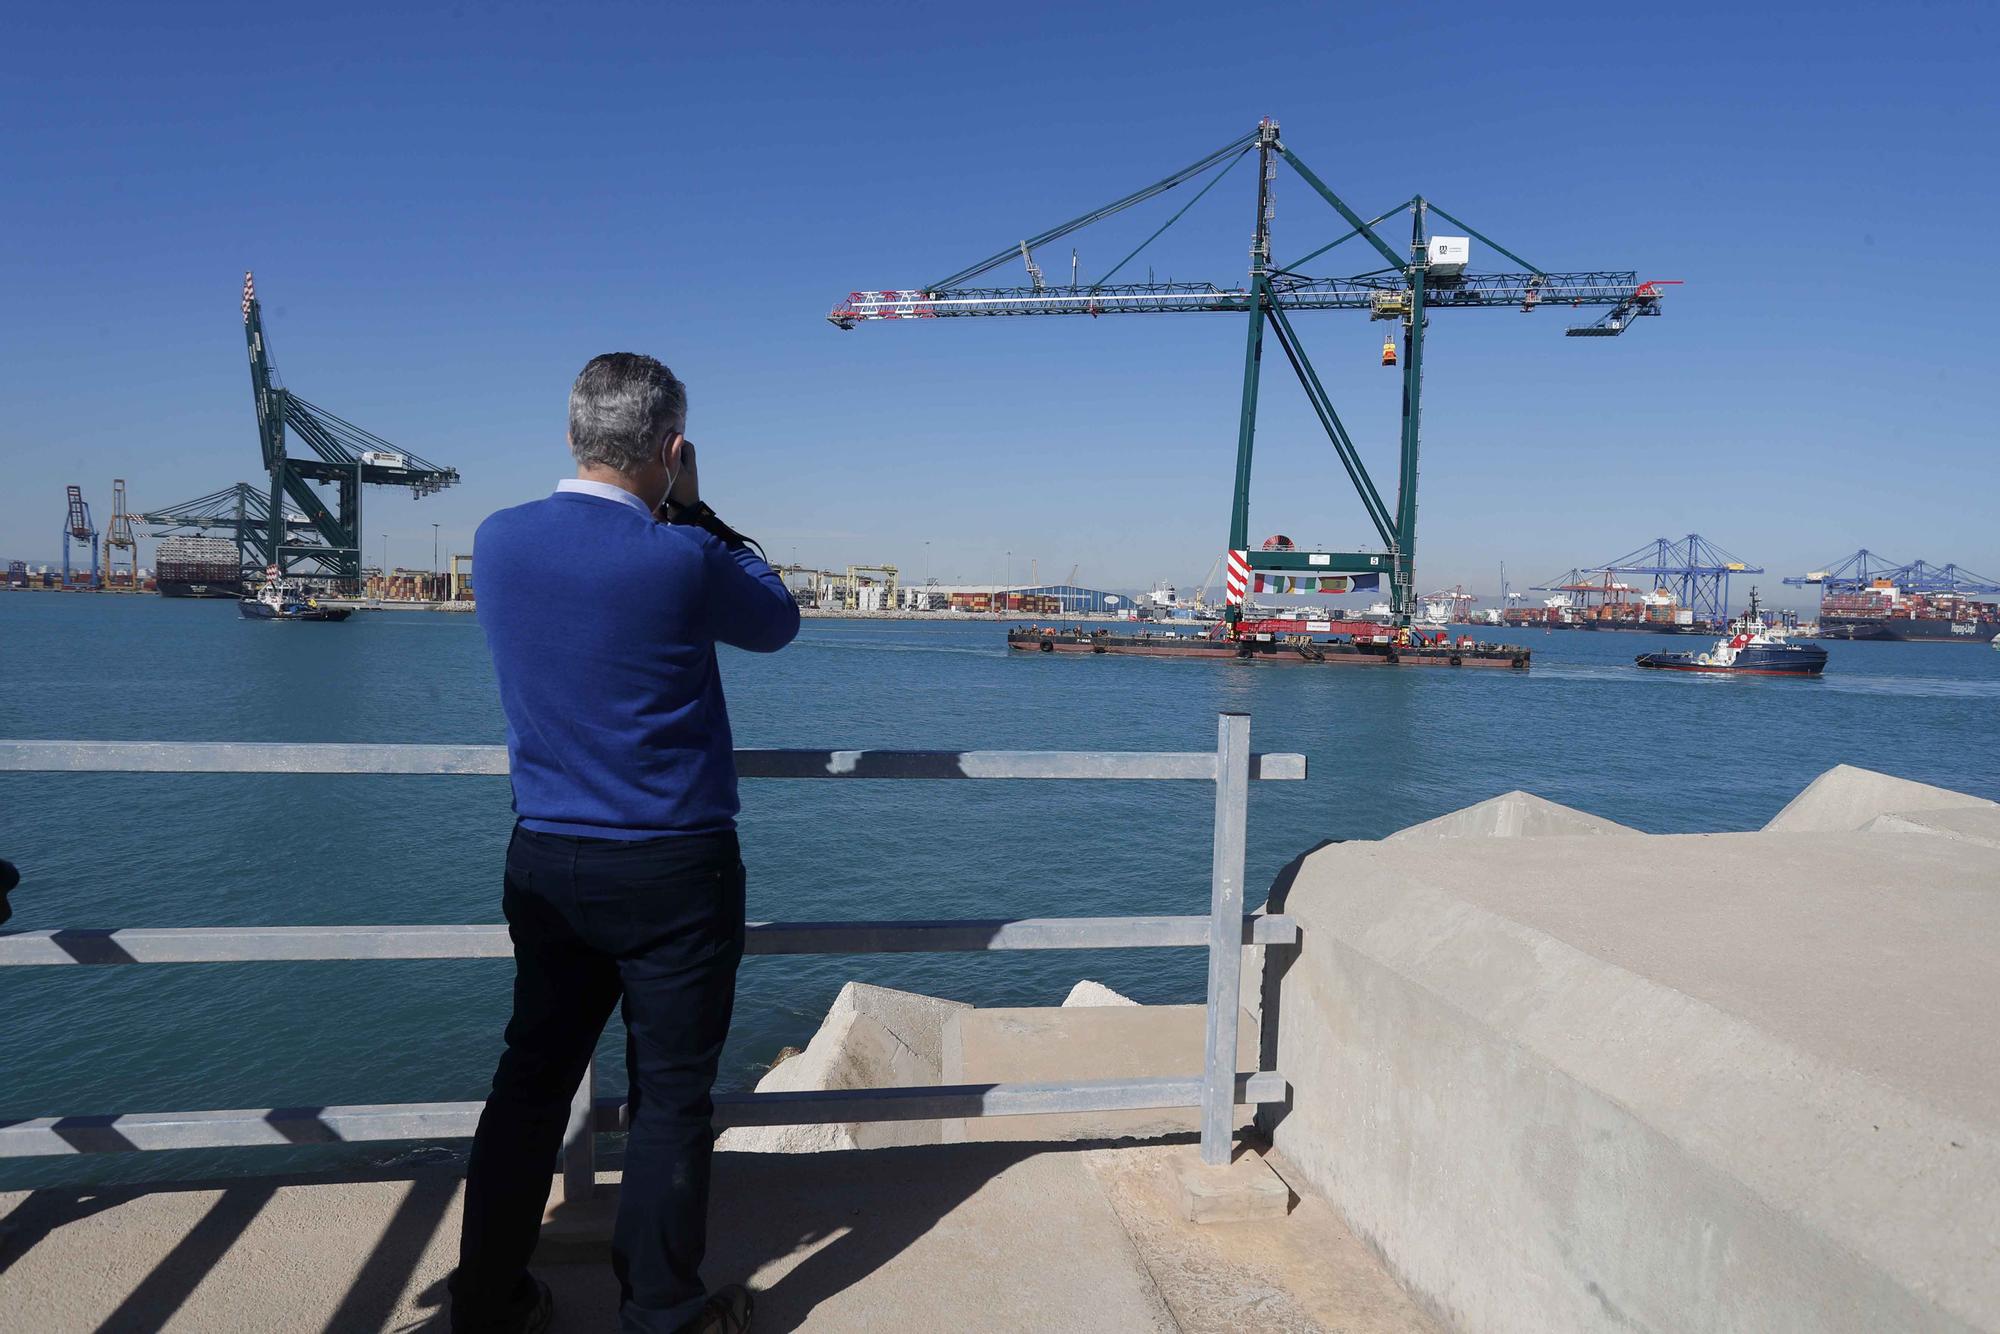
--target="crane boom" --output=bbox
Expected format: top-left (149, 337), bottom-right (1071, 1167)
top-left (831, 271), bottom-right (1658, 326)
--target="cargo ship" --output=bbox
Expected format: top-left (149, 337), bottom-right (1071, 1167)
top-left (1009, 619), bottom-right (1530, 669)
top-left (1816, 585), bottom-right (2000, 643)
top-left (155, 535), bottom-right (245, 599)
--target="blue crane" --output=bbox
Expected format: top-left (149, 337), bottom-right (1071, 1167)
top-left (1540, 535), bottom-right (1760, 625)
top-left (1784, 550), bottom-right (2000, 597)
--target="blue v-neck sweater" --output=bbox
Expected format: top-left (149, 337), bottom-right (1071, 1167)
top-left (475, 491), bottom-right (799, 839)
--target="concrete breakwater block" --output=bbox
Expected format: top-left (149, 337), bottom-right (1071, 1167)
top-left (717, 978), bottom-right (1257, 1151)
top-left (1385, 790), bottom-right (1638, 841)
top-left (941, 1002), bottom-right (1258, 1144)
top-left (1863, 803), bottom-right (2000, 848)
top-left (1264, 794), bottom-right (2000, 1332)
top-left (1062, 978), bottom-right (1141, 1007)
top-left (1763, 762), bottom-right (1997, 833)
top-left (716, 981), bottom-right (969, 1153)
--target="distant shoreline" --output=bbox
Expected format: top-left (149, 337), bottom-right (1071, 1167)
top-left (800, 608), bottom-right (1132, 623)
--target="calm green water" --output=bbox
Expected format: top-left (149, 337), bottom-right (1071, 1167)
top-left (3, 594), bottom-right (1997, 1187)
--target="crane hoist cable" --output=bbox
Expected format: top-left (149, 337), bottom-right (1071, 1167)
top-left (927, 129), bottom-right (1260, 292)
top-left (1089, 145), bottom-right (1251, 290)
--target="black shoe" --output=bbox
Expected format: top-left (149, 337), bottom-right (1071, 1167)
top-left (679, 1283), bottom-right (753, 1333)
top-left (517, 1277), bottom-right (553, 1334)
top-left (447, 1275), bottom-right (552, 1334)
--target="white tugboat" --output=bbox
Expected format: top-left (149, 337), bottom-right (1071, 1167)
top-left (1635, 589), bottom-right (1826, 676)
top-left (238, 568), bottom-right (352, 622)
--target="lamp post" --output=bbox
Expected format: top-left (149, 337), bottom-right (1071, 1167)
top-left (380, 534), bottom-right (388, 601)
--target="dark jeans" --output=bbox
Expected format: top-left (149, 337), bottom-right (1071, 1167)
top-left (452, 824), bottom-right (746, 1333)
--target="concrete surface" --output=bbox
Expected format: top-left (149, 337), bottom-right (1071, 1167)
top-left (1085, 1144), bottom-right (1440, 1334)
top-left (716, 982), bottom-right (968, 1153)
top-left (1862, 802), bottom-right (2000, 849)
top-left (941, 1003), bottom-right (1257, 1143)
top-left (0, 1142), bottom-right (1437, 1333)
top-left (1174, 1147), bottom-right (1291, 1224)
top-left (1762, 762), bottom-right (1997, 833)
top-left (1264, 774), bottom-right (2000, 1333)
top-left (1385, 790), bottom-right (1638, 840)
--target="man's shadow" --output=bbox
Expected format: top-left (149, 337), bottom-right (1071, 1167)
top-left (697, 1135), bottom-right (1113, 1331)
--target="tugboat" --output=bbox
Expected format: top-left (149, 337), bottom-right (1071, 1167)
top-left (238, 568), bottom-right (351, 622)
top-left (1634, 589), bottom-right (1825, 676)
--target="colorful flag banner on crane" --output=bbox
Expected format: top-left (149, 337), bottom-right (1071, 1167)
top-left (1255, 574), bottom-right (1358, 594)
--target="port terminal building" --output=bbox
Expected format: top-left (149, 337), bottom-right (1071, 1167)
top-left (780, 568), bottom-right (1128, 615)
top-left (912, 583), bottom-right (1129, 615)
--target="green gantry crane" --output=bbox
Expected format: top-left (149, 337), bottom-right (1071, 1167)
top-left (135, 481), bottom-right (315, 584)
top-left (830, 119), bottom-right (1671, 631)
top-left (241, 272), bottom-right (459, 586)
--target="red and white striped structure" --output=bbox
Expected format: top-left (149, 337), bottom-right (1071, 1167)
top-left (1224, 549), bottom-right (1250, 607)
top-left (242, 271), bottom-right (256, 319)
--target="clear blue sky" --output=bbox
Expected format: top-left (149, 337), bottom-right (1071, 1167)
top-left (3, 0), bottom-right (1994, 606)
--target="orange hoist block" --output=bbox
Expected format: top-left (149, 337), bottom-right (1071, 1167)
top-left (1381, 333), bottom-right (1398, 367)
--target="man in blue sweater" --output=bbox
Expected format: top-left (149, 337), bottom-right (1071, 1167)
top-left (452, 353), bottom-right (798, 1334)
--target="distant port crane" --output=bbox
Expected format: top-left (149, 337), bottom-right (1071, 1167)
top-left (104, 479), bottom-right (138, 589)
top-left (1538, 535), bottom-right (1761, 625)
top-left (61, 485), bottom-right (99, 590)
top-left (1785, 550), bottom-right (2000, 597)
top-left (829, 118), bottom-right (1670, 631)
top-left (240, 272), bottom-right (459, 585)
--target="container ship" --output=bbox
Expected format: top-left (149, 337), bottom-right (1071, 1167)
top-left (154, 536), bottom-right (245, 599)
top-left (1816, 586), bottom-right (2000, 643)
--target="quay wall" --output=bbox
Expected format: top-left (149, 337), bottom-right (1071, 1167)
top-left (1261, 773), bottom-right (2000, 1333)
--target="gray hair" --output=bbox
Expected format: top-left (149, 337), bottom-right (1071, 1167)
top-left (567, 353), bottom-right (686, 473)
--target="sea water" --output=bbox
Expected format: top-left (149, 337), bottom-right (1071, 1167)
top-left (3, 595), bottom-right (1996, 1187)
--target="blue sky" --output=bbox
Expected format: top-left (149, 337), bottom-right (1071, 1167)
top-left (3, 0), bottom-right (1994, 607)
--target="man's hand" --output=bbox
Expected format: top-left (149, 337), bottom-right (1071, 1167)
top-left (666, 434), bottom-right (701, 510)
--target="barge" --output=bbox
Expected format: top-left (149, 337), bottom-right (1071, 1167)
top-left (1008, 624), bottom-right (1530, 669)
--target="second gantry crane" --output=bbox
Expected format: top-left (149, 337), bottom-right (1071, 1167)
top-left (241, 272), bottom-right (459, 586)
top-left (104, 479), bottom-right (138, 589)
top-left (829, 118), bottom-right (1672, 632)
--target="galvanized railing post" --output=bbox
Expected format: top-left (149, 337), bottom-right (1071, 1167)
top-left (1200, 712), bottom-right (1252, 1165)
top-left (561, 1053), bottom-right (595, 1203)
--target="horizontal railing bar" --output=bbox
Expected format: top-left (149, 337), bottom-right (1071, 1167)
top-left (0, 741), bottom-right (1305, 781)
top-left (0, 916), bottom-right (1297, 965)
top-left (0, 1073), bottom-right (1289, 1157)
top-left (706, 1071), bottom-right (1288, 1128)
top-left (742, 915), bottom-right (1298, 953)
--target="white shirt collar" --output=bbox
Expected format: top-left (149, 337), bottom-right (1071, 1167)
top-left (556, 478), bottom-right (654, 518)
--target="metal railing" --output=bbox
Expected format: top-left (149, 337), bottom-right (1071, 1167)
top-left (0, 714), bottom-right (1303, 1198)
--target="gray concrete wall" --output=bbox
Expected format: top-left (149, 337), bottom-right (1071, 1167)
top-left (1262, 779), bottom-right (2000, 1334)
